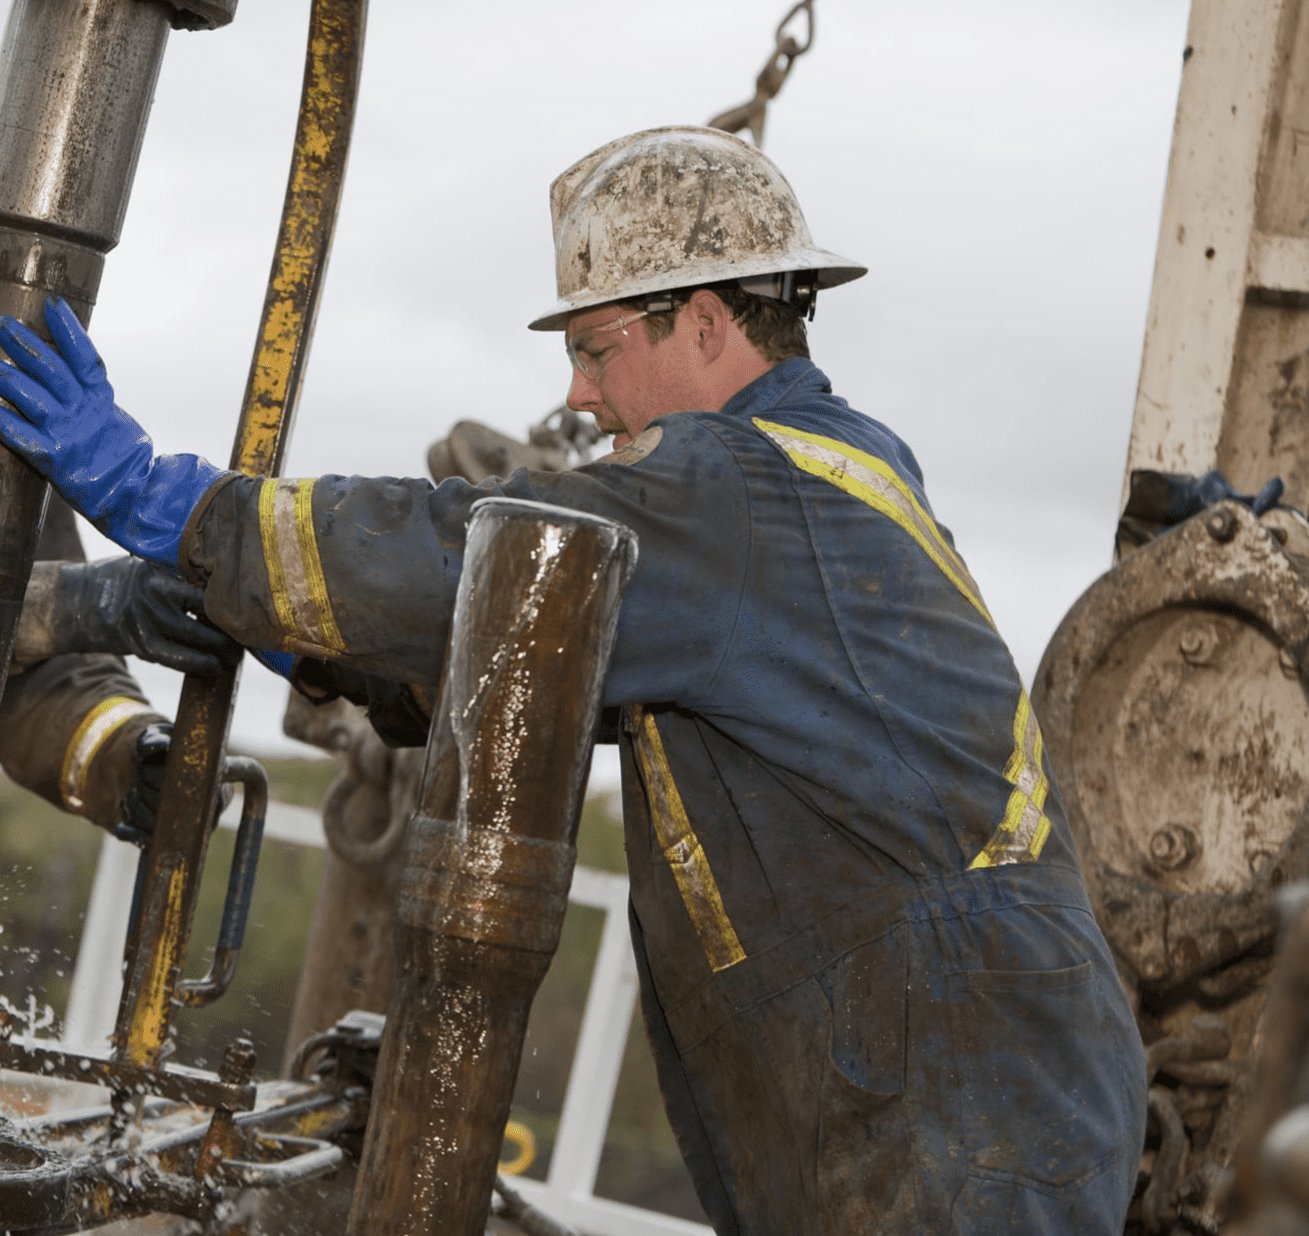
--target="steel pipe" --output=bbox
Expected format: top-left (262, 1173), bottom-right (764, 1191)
top-left (348, 497), bottom-right (636, 1236)
top-left (0, 0), bottom-right (175, 702)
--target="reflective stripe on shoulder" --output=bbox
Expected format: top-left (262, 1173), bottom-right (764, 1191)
top-left (753, 418), bottom-right (1051, 868)
top-left (629, 706), bottom-right (746, 973)
top-left (753, 417), bottom-right (992, 624)
top-left (61, 696), bottom-right (155, 812)
top-left (257, 478), bottom-right (347, 656)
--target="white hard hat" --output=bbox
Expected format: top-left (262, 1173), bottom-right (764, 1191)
top-left (529, 126), bottom-right (866, 331)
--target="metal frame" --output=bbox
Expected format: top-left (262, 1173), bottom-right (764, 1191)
top-left (51, 794), bottom-right (711, 1236)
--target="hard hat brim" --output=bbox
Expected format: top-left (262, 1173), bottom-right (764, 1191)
top-left (528, 252), bottom-right (868, 332)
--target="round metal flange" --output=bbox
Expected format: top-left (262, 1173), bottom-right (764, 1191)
top-left (1035, 503), bottom-right (1309, 988)
top-left (0, 1131), bottom-right (70, 1227)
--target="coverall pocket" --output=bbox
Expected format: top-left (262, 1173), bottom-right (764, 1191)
top-left (816, 928), bottom-right (917, 1230)
top-left (946, 958), bottom-right (1112, 1192)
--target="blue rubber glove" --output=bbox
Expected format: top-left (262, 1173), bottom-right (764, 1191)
top-left (251, 649), bottom-right (297, 680)
top-left (0, 297), bottom-right (226, 570)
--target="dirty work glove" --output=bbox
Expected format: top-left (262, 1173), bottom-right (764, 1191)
top-left (1128, 469), bottom-right (1286, 523)
top-left (116, 722), bottom-right (234, 844)
top-left (0, 298), bottom-right (227, 571)
top-left (54, 557), bottom-right (242, 677)
top-left (116, 721), bottom-right (172, 843)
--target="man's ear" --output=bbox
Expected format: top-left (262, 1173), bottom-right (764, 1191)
top-left (687, 288), bottom-right (730, 362)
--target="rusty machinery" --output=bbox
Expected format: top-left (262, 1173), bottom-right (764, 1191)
top-left (0, 488), bottom-right (634, 1233)
top-left (1032, 1), bottom-right (1309, 1231)
top-left (0, 11), bottom-right (640, 1233)
top-left (0, 0), bottom-right (369, 1229)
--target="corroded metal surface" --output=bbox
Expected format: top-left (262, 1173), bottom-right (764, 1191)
top-left (0, 1013), bottom-right (377, 1231)
top-left (1037, 502), bottom-right (1309, 987)
top-left (232, 0), bottom-right (366, 479)
top-left (111, 0), bottom-right (367, 1084)
top-left (348, 498), bottom-right (636, 1236)
top-left (1036, 501), bottom-right (1309, 1229)
top-left (0, 0), bottom-right (172, 702)
top-left (1227, 884), bottom-right (1309, 1231)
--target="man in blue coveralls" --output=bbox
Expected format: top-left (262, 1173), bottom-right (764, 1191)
top-left (0, 126), bottom-right (1146, 1233)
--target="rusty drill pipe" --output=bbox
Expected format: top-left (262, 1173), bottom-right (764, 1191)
top-left (348, 498), bottom-right (636, 1236)
top-left (0, 0), bottom-right (179, 702)
top-left (111, 0), bottom-right (366, 1076)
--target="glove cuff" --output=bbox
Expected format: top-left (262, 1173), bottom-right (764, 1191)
top-left (111, 453), bottom-right (230, 571)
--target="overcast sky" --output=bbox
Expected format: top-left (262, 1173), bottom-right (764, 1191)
top-left (0, 0), bottom-right (1192, 760)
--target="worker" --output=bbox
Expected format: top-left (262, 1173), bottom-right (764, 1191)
top-left (0, 126), bottom-right (1147, 1233)
top-left (2, 494), bottom-right (240, 837)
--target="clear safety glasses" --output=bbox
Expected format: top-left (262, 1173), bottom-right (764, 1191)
top-left (565, 309), bottom-right (653, 380)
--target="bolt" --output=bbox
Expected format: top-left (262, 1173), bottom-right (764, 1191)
top-left (1207, 509), bottom-right (1237, 542)
top-left (1141, 957), bottom-right (1169, 983)
top-left (1250, 849), bottom-right (1276, 878)
top-left (1149, 824), bottom-right (1200, 870)
top-left (1280, 647), bottom-right (1300, 680)
top-left (219, 1037), bottom-right (257, 1087)
top-left (1179, 624), bottom-right (1218, 666)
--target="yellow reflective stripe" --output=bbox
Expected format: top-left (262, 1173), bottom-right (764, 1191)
top-left (293, 479), bottom-right (345, 652)
top-left (256, 478), bottom-right (347, 655)
top-left (968, 691), bottom-right (1053, 868)
top-left (754, 417), bottom-right (992, 624)
top-left (258, 480), bottom-right (297, 636)
top-left (752, 418), bottom-right (1053, 870)
top-left (61, 696), bottom-right (154, 811)
top-left (631, 708), bottom-right (746, 973)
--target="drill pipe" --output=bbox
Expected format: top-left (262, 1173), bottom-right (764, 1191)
top-left (0, 0), bottom-right (175, 702)
top-left (348, 497), bottom-right (636, 1236)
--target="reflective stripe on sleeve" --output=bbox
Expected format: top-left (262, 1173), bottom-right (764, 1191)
top-left (630, 707), bottom-right (746, 973)
top-left (967, 690), bottom-right (1053, 868)
top-left (754, 418), bottom-right (1051, 868)
top-left (257, 478), bottom-right (347, 656)
top-left (61, 696), bottom-right (155, 812)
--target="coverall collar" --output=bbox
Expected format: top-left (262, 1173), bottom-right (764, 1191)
top-left (719, 356), bottom-right (831, 420)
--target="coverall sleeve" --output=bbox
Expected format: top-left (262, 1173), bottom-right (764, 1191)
top-left (0, 495), bottom-right (165, 830)
top-left (181, 416), bottom-right (751, 711)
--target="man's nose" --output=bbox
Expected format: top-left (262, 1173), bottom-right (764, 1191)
top-left (566, 366), bottom-right (601, 413)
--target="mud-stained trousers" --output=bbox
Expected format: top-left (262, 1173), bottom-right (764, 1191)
top-left (632, 865), bottom-right (1146, 1235)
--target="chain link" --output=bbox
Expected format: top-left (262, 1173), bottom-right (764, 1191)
top-left (707, 0), bottom-right (816, 147)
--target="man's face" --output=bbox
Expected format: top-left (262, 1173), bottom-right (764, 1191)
top-left (563, 302), bottom-right (705, 448)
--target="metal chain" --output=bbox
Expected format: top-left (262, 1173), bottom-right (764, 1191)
top-left (707, 0), bottom-right (816, 147)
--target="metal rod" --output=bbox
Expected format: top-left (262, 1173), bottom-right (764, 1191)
top-left (348, 498), bottom-right (636, 1236)
top-left (110, 0), bottom-right (368, 1075)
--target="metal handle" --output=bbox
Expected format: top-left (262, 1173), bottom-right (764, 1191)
top-left (178, 756), bottom-right (268, 1008)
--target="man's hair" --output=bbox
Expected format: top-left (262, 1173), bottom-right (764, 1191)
top-left (639, 281), bottom-right (810, 362)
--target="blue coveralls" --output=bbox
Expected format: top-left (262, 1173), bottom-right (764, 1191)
top-left (184, 358), bottom-right (1148, 1234)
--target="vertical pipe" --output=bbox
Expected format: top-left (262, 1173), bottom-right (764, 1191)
top-left (348, 498), bottom-right (636, 1236)
top-left (111, 0), bottom-right (367, 1074)
top-left (0, 0), bottom-right (173, 701)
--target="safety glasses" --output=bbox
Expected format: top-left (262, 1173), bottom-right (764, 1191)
top-left (565, 309), bottom-right (653, 379)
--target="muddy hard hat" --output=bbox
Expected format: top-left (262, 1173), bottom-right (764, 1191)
top-left (528, 125), bottom-right (867, 331)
